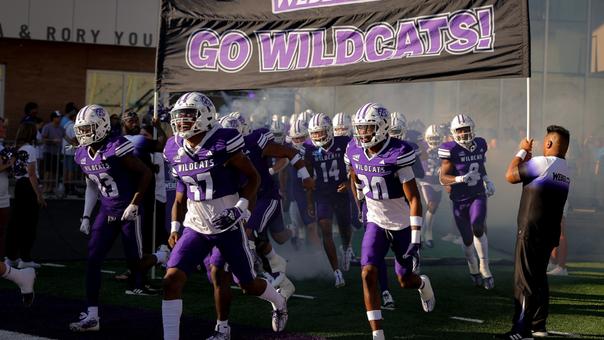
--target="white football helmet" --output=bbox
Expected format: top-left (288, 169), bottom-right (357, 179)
top-left (297, 109), bottom-right (313, 124)
top-left (74, 105), bottom-right (111, 146)
top-left (353, 103), bottom-right (390, 148)
top-left (424, 124), bottom-right (442, 149)
top-left (389, 112), bottom-right (407, 139)
top-left (332, 112), bottom-right (352, 137)
top-left (450, 114), bottom-right (475, 148)
top-left (289, 119), bottom-right (308, 149)
top-left (308, 113), bottom-right (333, 148)
top-left (228, 111), bottom-right (250, 135)
top-left (170, 92), bottom-right (216, 139)
top-left (280, 115), bottom-right (288, 125)
top-left (270, 120), bottom-right (286, 144)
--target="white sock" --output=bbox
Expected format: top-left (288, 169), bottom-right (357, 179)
top-left (258, 283), bottom-right (285, 310)
top-left (216, 319), bottom-right (228, 327)
top-left (424, 211), bottom-right (434, 241)
top-left (162, 299), bottom-right (183, 340)
top-left (372, 329), bottom-right (385, 340)
top-left (86, 306), bottom-right (99, 319)
top-left (2, 266), bottom-right (31, 292)
top-left (463, 244), bottom-right (479, 274)
top-left (473, 234), bottom-right (492, 277)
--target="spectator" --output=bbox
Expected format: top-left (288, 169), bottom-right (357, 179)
top-left (41, 111), bottom-right (65, 194)
top-left (0, 118), bottom-right (15, 259)
top-left (21, 102), bottom-right (39, 125)
top-left (62, 109), bottom-right (79, 196)
top-left (5, 123), bottom-right (46, 269)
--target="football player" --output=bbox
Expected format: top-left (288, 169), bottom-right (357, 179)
top-left (70, 105), bottom-right (170, 332)
top-left (162, 93), bottom-right (288, 340)
top-left (438, 114), bottom-right (496, 289)
top-left (333, 112), bottom-right (352, 137)
top-left (281, 120), bottom-right (322, 248)
top-left (419, 125), bottom-right (444, 248)
top-left (305, 113), bottom-right (352, 287)
top-left (0, 260), bottom-right (35, 307)
top-left (347, 103), bottom-right (435, 340)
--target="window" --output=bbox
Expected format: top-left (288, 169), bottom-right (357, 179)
top-left (86, 70), bottom-right (154, 116)
top-left (0, 65), bottom-right (4, 118)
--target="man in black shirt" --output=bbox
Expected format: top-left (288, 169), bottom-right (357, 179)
top-left (499, 125), bottom-right (571, 340)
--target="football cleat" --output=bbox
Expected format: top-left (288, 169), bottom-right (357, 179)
top-left (206, 324), bottom-right (231, 340)
top-left (271, 305), bottom-right (288, 332)
top-left (418, 275), bottom-right (435, 312)
top-left (483, 276), bottom-right (495, 290)
top-left (125, 287), bottom-right (159, 296)
top-left (547, 266), bottom-right (568, 276)
top-left (381, 290), bottom-right (395, 310)
top-left (495, 331), bottom-right (534, 340)
top-left (69, 312), bottom-right (100, 332)
top-left (470, 273), bottom-right (484, 287)
top-left (4, 257), bottom-right (19, 268)
top-left (334, 269), bottom-right (346, 288)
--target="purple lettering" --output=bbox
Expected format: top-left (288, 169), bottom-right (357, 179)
top-left (365, 24), bottom-right (395, 62)
top-left (295, 32), bottom-right (311, 70)
top-left (219, 31), bottom-right (252, 72)
top-left (334, 28), bottom-right (364, 66)
top-left (447, 12), bottom-right (479, 53)
top-left (393, 21), bottom-right (424, 58)
top-left (418, 16), bottom-right (448, 55)
top-left (476, 7), bottom-right (494, 50)
top-left (310, 30), bottom-right (334, 68)
top-left (257, 32), bottom-right (300, 71)
top-left (186, 30), bottom-right (220, 71)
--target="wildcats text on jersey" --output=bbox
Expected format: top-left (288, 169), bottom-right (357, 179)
top-left (177, 160), bottom-right (215, 172)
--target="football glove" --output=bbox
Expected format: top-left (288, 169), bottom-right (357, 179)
top-left (80, 217), bottom-right (91, 235)
top-left (455, 170), bottom-right (481, 185)
top-left (403, 229), bottom-right (421, 259)
top-left (484, 176), bottom-right (496, 197)
top-left (211, 205), bottom-right (250, 231)
top-left (121, 204), bottom-right (139, 221)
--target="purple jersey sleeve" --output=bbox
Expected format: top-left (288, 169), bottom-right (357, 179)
top-left (243, 129), bottom-right (280, 199)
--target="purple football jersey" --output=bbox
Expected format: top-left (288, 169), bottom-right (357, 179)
top-left (163, 126), bottom-right (244, 201)
top-left (421, 148), bottom-right (441, 185)
top-left (304, 136), bottom-right (350, 194)
top-left (75, 136), bottom-right (137, 216)
top-left (438, 137), bottom-right (488, 201)
top-left (345, 137), bottom-right (415, 200)
top-left (243, 128), bottom-right (279, 199)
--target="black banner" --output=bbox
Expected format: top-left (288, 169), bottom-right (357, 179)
top-left (156, 0), bottom-right (530, 92)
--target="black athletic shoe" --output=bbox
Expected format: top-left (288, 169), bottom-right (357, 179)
top-left (495, 331), bottom-right (534, 340)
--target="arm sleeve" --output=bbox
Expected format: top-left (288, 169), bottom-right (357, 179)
top-left (83, 178), bottom-right (99, 217)
top-left (257, 130), bottom-right (275, 150)
top-left (519, 156), bottom-right (549, 184)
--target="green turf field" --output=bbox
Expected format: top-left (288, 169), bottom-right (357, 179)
top-left (1, 258), bottom-right (602, 339)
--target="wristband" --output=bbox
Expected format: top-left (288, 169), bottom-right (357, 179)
top-left (269, 168), bottom-right (275, 176)
top-left (289, 154), bottom-right (302, 166)
top-left (170, 221), bottom-right (181, 233)
top-left (366, 310), bottom-right (382, 321)
top-left (235, 197), bottom-right (249, 211)
top-left (516, 149), bottom-right (527, 160)
top-left (454, 176), bottom-right (464, 183)
top-left (410, 216), bottom-right (423, 227)
top-left (297, 167), bottom-right (310, 180)
top-left (411, 229), bottom-right (421, 244)
top-left (82, 216), bottom-right (90, 220)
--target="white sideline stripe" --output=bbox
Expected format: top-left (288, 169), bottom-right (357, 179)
top-left (41, 263), bottom-right (66, 268)
top-left (450, 316), bottom-right (484, 324)
top-left (230, 285), bottom-right (316, 300)
top-left (101, 270), bottom-right (116, 274)
top-left (548, 331), bottom-right (577, 337)
top-left (0, 330), bottom-right (56, 340)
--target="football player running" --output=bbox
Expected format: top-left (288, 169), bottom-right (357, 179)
top-left (162, 93), bottom-right (289, 340)
top-left (347, 103), bottom-right (435, 340)
top-left (438, 114), bottom-right (496, 289)
top-left (305, 113), bottom-right (352, 287)
top-left (418, 125), bottom-right (445, 248)
top-left (70, 105), bottom-right (169, 332)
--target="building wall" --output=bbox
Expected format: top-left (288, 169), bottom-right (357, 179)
top-left (0, 38), bottom-right (154, 136)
